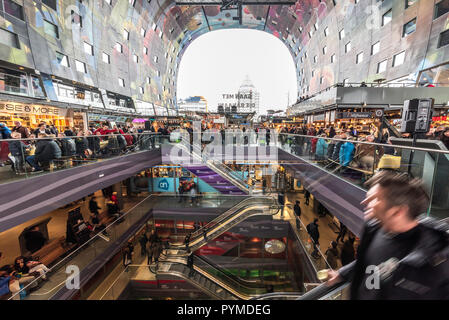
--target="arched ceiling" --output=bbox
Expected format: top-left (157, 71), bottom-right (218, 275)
top-left (156, 0), bottom-right (325, 104)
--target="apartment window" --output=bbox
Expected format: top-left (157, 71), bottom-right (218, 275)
top-left (133, 54), bottom-right (139, 63)
top-left (71, 10), bottom-right (82, 28)
top-left (42, 0), bottom-right (57, 11)
top-left (320, 77), bottom-right (324, 84)
top-left (4, 0), bottom-right (24, 20)
top-left (393, 51), bottom-right (406, 66)
top-left (345, 42), bottom-right (351, 53)
top-left (0, 28), bottom-right (20, 49)
top-left (304, 52), bottom-right (308, 58)
top-left (123, 29), bottom-right (129, 40)
top-left (154, 56), bottom-right (158, 63)
top-left (139, 87), bottom-right (144, 94)
top-left (312, 70), bottom-right (315, 77)
top-left (403, 18), bottom-right (416, 37)
top-left (314, 22), bottom-right (318, 31)
top-left (146, 77), bottom-right (150, 84)
top-left (314, 56), bottom-right (318, 63)
top-left (298, 26), bottom-right (303, 33)
top-left (75, 60), bottom-right (87, 73)
top-left (405, 0), bottom-right (418, 9)
top-left (56, 52), bottom-right (69, 67)
top-left (308, 31), bottom-right (312, 39)
top-left (324, 27), bottom-right (329, 37)
top-left (300, 57), bottom-right (304, 63)
top-left (331, 54), bottom-right (336, 63)
top-left (356, 52), bottom-right (364, 64)
top-left (152, 23), bottom-right (157, 31)
top-left (44, 20), bottom-right (59, 38)
top-left (141, 28), bottom-right (146, 37)
top-left (118, 78), bottom-right (125, 87)
top-left (83, 42), bottom-right (93, 55)
top-left (371, 41), bottom-right (380, 55)
top-left (377, 59), bottom-right (388, 73)
top-left (102, 52), bottom-right (110, 64)
top-left (339, 29), bottom-right (345, 40)
top-left (157, 70), bottom-right (160, 77)
top-left (115, 42), bottom-right (123, 53)
top-left (438, 28), bottom-right (449, 47)
top-left (143, 47), bottom-right (148, 55)
top-left (105, 0), bottom-right (112, 4)
top-left (343, 78), bottom-right (349, 85)
top-left (129, 0), bottom-right (136, 6)
top-left (323, 46), bottom-right (327, 55)
top-left (382, 9), bottom-right (392, 26)
top-left (435, 0), bottom-right (449, 19)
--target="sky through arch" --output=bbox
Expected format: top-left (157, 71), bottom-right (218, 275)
top-left (176, 29), bottom-right (298, 115)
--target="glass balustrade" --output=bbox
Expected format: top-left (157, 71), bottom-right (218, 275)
top-left (0, 133), bottom-right (167, 185)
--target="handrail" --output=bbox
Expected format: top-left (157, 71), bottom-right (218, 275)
top-left (156, 261), bottom-right (240, 299)
top-left (278, 133), bottom-right (449, 155)
top-left (296, 281), bottom-right (349, 300)
top-left (0, 132), bottom-right (161, 142)
top-left (186, 196), bottom-right (276, 240)
top-left (161, 256), bottom-right (259, 298)
top-left (8, 194), bottom-right (162, 300)
top-left (189, 140), bottom-right (250, 192)
top-left (250, 292), bottom-right (303, 300)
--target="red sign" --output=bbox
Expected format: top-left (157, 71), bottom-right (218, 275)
top-left (432, 116), bottom-right (448, 121)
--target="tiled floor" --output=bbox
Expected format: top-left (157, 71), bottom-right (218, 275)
top-left (273, 191), bottom-right (358, 270)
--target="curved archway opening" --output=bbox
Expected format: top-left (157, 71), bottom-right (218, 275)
top-left (176, 29), bottom-right (298, 116)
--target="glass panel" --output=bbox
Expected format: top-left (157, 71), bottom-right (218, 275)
top-left (0, 133), bottom-right (165, 186)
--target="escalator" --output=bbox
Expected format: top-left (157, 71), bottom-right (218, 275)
top-left (176, 141), bottom-right (252, 194)
top-left (168, 196), bottom-right (280, 253)
top-left (251, 282), bottom-right (350, 300)
top-left (156, 254), bottom-right (287, 300)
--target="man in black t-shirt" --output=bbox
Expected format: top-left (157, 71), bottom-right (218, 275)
top-left (326, 171), bottom-right (449, 300)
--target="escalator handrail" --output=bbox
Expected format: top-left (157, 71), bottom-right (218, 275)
top-left (192, 255), bottom-right (269, 293)
top-left (156, 260), bottom-right (240, 299)
top-left (189, 142), bottom-right (250, 192)
top-left (249, 292), bottom-right (303, 300)
top-left (296, 281), bottom-right (350, 300)
top-left (161, 256), bottom-right (257, 297)
top-left (187, 196), bottom-right (276, 240)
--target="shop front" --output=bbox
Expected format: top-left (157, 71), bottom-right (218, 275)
top-left (0, 101), bottom-right (85, 132)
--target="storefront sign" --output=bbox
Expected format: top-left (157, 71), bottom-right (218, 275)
top-left (337, 112), bottom-right (372, 119)
top-left (313, 114), bottom-right (325, 121)
top-left (432, 116), bottom-right (448, 121)
top-left (0, 102), bottom-right (67, 116)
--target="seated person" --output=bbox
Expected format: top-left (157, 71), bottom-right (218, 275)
top-left (26, 133), bottom-right (61, 171)
top-left (13, 256), bottom-right (49, 280)
top-left (24, 226), bottom-right (47, 254)
top-left (8, 132), bottom-right (30, 173)
top-left (1, 264), bottom-right (38, 300)
top-left (106, 201), bottom-right (121, 219)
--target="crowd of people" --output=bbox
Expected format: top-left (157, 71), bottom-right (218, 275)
top-left (277, 123), bottom-right (449, 173)
top-left (0, 120), bottom-right (158, 174)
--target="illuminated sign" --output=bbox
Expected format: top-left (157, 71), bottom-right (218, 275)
top-left (0, 103), bottom-right (66, 116)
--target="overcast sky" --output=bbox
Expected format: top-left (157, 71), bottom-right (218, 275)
top-left (176, 29), bottom-right (298, 115)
